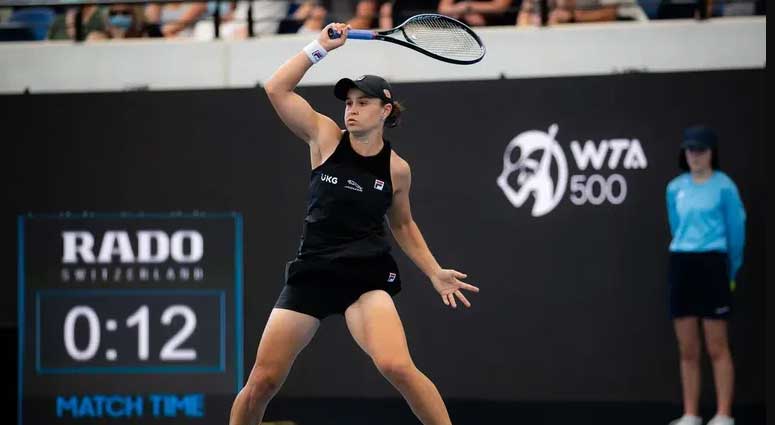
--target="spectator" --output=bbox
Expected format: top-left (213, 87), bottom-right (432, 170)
top-left (48, 6), bottom-right (108, 40)
top-left (192, 2), bottom-right (246, 41)
top-left (193, 0), bottom-right (285, 39)
top-left (348, 0), bottom-right (393, 29)
top-left (293, 1), bottom-right (330, 34)
top-left (235, 0), bottom-right (291, 35)
top-left (103, 4), bottom-right (148, 39)
top-left (438, 0), bottom-right (513, 26)
top-left (517, 0), bottom-right (631, 25)
top-left (145, 2), bottom-right (207, 38)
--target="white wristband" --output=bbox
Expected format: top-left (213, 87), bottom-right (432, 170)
top-left (303, 40), bottom-right (328, 64)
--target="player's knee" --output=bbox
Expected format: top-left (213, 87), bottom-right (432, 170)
top-left (246, 367), bottom-right (284, 402)
top-left (374, 357), bottom-right (415, 383)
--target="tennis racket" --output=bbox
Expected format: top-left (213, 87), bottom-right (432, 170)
top-left (328, 14), bottom-right (486, 65)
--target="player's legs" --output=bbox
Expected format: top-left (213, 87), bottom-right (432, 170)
top-left (674, 317), bottom-right (702, 417)
top-left (229, 308), bottom-right (320, 425)
top-left (702, 319), bottom-right (734, 417)
top-left (345, 290), bottom-right (452, 425)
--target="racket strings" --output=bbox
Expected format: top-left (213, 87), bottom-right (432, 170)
top-left (402, 16), bottom-right (484, 62)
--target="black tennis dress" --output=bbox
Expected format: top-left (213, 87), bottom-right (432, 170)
top-left (274, 131), bottom-right (402, 319)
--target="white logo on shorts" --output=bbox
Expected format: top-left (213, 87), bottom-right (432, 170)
top-left (387, 272), bottom-right (396, 282)
top-left (715, 306), bottom-right (730, 315)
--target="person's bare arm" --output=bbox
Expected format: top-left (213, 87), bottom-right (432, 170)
top-left (572, 5), bottom-right (617, 22)
top-left (387, 155), bottom-right (480, 308)
top-left (379, 2), bottom-right (393, 29)
top-left (386, 158), bottom-right (441, 279)
top-left (162, 3), bottom-right (208, 36)
top-left (264, 23), bottom-right (349, 146)
top-left (438, 0), bottom-right (466, 17)
top-left (466, 0), bottom-right (512, 15)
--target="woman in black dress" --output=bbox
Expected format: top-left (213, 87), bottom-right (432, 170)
top-left (229, 23), bottom-right (480, 425)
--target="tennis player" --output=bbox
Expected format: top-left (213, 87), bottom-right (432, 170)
top-left (228, 23), bottom-right (479, 425)
top-left (666, 126), bottom-right (746, 425)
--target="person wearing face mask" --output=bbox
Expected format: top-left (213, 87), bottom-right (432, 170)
top-left (105, 4), bottom-right (147, 38)
top-left (665, 126), bottom-right (746, 425)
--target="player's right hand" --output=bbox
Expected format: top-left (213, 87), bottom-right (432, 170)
top-left (319, 23), bottom-right (349, 52)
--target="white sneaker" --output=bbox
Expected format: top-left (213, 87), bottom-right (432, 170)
top-left (707, 415), bottom-right (735, 425)
top-left (668, 415), bottom-right (703, 425)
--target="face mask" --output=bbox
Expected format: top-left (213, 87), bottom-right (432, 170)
top-left (109, 15), bottom-right (132, 30)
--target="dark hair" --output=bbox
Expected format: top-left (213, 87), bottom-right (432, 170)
top-left (678, 146), bottom-right (721, 171)
top-left (383, 100), bottom-right (404, 128)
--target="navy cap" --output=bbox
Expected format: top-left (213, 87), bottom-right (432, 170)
top-left (681, 125), bottom-right (718, 150)
top-left (334, 75), bottom-right (394, 104)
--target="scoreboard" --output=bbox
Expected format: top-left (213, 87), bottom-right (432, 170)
top-left (18, 213), bottom-right (243, 424)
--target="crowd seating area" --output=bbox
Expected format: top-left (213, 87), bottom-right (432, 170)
top-left (0, 0), bottom-right (765, 42)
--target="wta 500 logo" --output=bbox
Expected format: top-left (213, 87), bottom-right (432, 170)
top-left (497, 124), bottom-right (648, 217)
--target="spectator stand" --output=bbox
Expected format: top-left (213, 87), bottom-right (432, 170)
top-left (0, 0), bottom-right (292, 40)
top-left (0, 0), bottom-right (763, 42)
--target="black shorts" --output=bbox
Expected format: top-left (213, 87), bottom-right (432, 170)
top-left (668, 251), bottom-right (732, 320)
top-left (274, 253), bottom-right (402, 320)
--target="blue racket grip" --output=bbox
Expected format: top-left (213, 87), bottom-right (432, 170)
top-left (327, 28), bottom-right (375, 40)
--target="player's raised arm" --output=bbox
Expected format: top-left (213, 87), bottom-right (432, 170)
top-left (264, 23), bottom-right (350, 145)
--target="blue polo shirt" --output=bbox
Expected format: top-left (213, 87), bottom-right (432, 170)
top-left (666, 171), bottom-right (746, 279)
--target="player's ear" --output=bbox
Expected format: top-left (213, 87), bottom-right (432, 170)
top-left (383, 102), bottom-right (392, 119)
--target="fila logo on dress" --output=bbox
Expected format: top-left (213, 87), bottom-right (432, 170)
top-left (374, 179), bottom-right (385, 191)
top-left (387, 272), bottom-right (396, 282)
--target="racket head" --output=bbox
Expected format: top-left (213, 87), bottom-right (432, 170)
top-left (381, 14), bottom-right (486, 65)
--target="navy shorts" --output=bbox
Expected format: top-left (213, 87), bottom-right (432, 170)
top-left (668, 251), bottom-right (732, 320)
top-left (274, 253), bottom-right (402, 320)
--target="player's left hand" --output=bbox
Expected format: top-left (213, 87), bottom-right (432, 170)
top-left (431, 269), bottom-right (479, 308)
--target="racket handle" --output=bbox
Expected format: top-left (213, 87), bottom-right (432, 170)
top-left (327, 28), bottom-right (375, 40)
